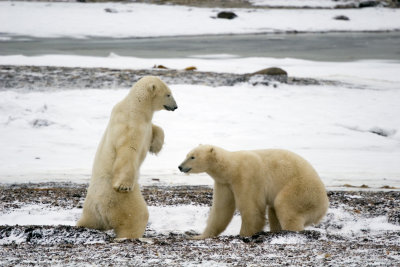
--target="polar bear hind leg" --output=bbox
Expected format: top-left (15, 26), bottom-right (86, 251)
top-left (76, 205), bottom-right (107, 231)
top-left (268, 207), bottom-right (282, 232)
top-left (111, 186), bottom-right (149, 239)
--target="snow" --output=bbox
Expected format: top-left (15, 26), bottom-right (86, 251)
top-left (147, 206), bottom-right (242, 236)
top-left (0, 204), bottom-right (81, 227)
top-left (325, 207), bottom-right (400, 235)
top-left (1, 204), bottom-right (399, 243)
top-left (1, 2), bottom-right (400, 39)
top-left (270, 235), bottom-right (307, 244)
top-left (1, 56), bottom-right (399, 188)
top-left (250, 0), bottom-right (356, 8)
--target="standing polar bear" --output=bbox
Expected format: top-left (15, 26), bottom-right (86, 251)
top-left (178, 145), bottom-right (329, 239)
top-left (77, 76), bottom-right (177, 239)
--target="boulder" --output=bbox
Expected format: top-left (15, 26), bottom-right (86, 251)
top-left (251, 67), bottom-right (288, 76)
top-left (359, 1), bottom-right (380, 8)
top-left (184, 66), bottom-right (197, 71)
top-left (217, 11), bottom-right (237, 19)
top-left (334, 15), bottom-right (350, 21)
top-left (104, 8), bottom-right (118, 13)
top-left (153, 65), bottom-right (169, 69)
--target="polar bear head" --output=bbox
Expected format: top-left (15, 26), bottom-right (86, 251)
top-left (132, 76), bottom-right (178, 112)
top-left (178, 145), bottom-right (215, 174)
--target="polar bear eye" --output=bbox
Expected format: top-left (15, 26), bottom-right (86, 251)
top-left (166, 94), bottom-right (171, 98)
top-left (190, 156), bottom-right (195, 160)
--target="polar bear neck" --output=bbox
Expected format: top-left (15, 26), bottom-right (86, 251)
top-left (124, 90), bottom-right (154, 122)
top-left (206, 148), bottom-right (238, 184)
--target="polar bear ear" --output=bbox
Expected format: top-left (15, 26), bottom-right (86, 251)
top-left (147, 83), bottom-right (157, 97)
top-left (209, 147), bottom-right (214, 153)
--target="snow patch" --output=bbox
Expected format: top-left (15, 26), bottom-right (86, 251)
top-left (270, 235), bottom-right (307, 244)
top-left (1, 2), bottom-right (400, 39)
top-left (322, 207), bottom-right (400, 236)
top-left (0, 79), bottom-right (399, 187)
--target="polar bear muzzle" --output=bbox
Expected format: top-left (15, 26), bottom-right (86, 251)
top-left (164, 104), bottom-right (177, 111)
top-left (178, 165), bottom-right (191, 173)
top-left (163, 95), bottom-right (178, 111)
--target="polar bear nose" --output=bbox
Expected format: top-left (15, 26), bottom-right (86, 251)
top-left (164, 104), bottom-right (178, 111)
top-left (178, 165), bottom-right (192, 173)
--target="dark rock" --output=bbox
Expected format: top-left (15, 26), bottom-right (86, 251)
top-left (251, 67), bottom-right (288, 76)
top-left (334, 15), bottom-right (350, 21)
top-left (388, 210), bottom-right (400, 225)
top-left (217, 11), bottom-right (237, 19)
top-left (31, 119), bottom-right (54, 128)
top-left (359, 1), bottom-right (380, 8)
top-left (368, 127), bottom-right (395, 137)
top-left (104, 8), bottom-right (118, 13)
top-left (335, 3), bottom-right (357, 9)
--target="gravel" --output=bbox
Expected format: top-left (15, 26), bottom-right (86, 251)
top-left (0, 183), bottom-right (399, 266)
top-left (0, 65), bottom-right (340, 91)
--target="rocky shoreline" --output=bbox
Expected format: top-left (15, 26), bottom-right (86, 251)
top-left (0, 183), bottom-right (399, 266)
top-left (0, 65), bottom-right (341, 91)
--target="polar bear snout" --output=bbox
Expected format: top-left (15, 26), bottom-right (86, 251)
top-left (163, 94), bottom-right (178, 111)
top-left (163, 104), bottom-right (178, 111)
top-left (178, 165), bottom-right (191, 173)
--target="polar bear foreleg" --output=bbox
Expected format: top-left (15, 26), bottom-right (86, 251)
top-left (112, 145), bottom-right (139, 193)
top-left (194, 183), bottom-right (235, 239)
top-left (149, 124), bottom-right (164, 155)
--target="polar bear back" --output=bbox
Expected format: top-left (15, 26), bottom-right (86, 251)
top-left (249, 149), bottom-right (325, 198)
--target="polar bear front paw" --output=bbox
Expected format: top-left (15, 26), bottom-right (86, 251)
top-left (113, 182), bottom-right (133, 193)
top-left (191, 235), bottom-right (207, 240)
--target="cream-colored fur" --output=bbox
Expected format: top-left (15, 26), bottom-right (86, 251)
top-left (77, 76), bottom-right (177, 238)
top-left (178, 145), bottom-right (329, 239)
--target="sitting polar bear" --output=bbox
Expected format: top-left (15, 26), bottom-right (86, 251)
top-left (77, 76), bottom-right (177, 239)
top-left (178, 145), bottom-right (329, 239)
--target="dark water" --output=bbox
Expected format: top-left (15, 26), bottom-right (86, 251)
top-left (1, 32), bottom-right (400, 61)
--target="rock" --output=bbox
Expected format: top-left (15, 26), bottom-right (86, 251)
top-left (251, 67), bottom-right (288, 76)
top-left (31, 119), bottom-right (54, 128)
top-left (334, 15), bottom-right (350, 21)
top-left (184, 66), bottom-right (197, 71)
top-left (359, 1), bottom-right (380, 8)
top-left (153, 65), bottom-right (169, 69)
top-left (104, 8), bottom-right (118, 13)
top-left (217, 11), bottom-right (237, 19)
top-left (335, 3), bottom-right (357, 9)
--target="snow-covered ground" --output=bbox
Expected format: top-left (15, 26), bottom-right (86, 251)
top-left (250, 0), bottom-right (361, 8)
top-left (0, 2), bottom-right (399, 263)
top-left (1, 2), bottom-right (400, 39)
top-left (0, 204), bottom-right (399, 243)
top-left (1, 1), bottom-right (399, 188)
top-left (1, 55), bottom-right (399, 188)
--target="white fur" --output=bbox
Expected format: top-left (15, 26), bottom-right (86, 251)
top-left (179, 145), bottom-right (329, 238)
top-left (77, 76), bottom-right (177, 238)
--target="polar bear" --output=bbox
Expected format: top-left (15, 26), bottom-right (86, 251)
top-left (77, 76), bottom-right (177, 239)
top-left (178, 145), bottom-right (329, 239)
